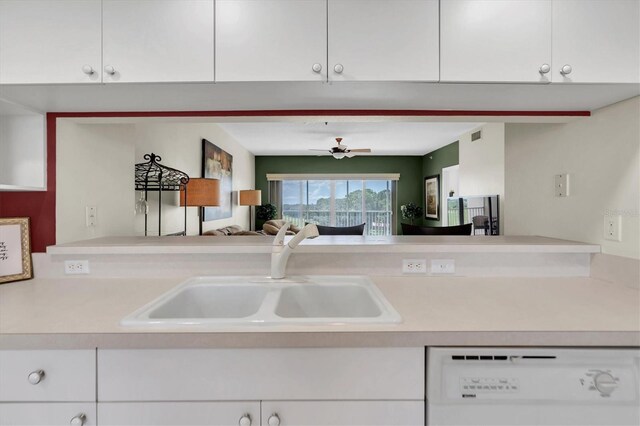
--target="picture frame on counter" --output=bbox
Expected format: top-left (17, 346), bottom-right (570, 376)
top-left (0, 217), bottom-right (33, 284)
top-left (424, 175), bottom-right (440, 220)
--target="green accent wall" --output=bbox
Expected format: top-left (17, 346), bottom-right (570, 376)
top-left (422, 141), bottom-right (459, 226)
top-left (255, 156), bottom-right (423, 234)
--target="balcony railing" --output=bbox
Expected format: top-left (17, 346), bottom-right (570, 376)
top-left (282, 210), bottom-right (393, 236)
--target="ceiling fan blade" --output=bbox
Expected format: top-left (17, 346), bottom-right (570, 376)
top-left (349, 148), bottom-right (372, 153)
top-left (309, 149), bottom-right (330, 152)
top-left (345, 152), bottom-right (356, 158)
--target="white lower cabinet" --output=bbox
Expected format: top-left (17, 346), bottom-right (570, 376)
top-left (97, 348), bottom-right (424, 425)
top-left (98, 402), bottom-right (259, 426)
top-left (0, 403), bottom-right (96, 426)
top-left (261, 401), bottom-right (424, 426)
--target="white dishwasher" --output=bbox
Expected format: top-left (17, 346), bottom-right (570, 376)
top-left (427, 347), bottom-right (640, 426)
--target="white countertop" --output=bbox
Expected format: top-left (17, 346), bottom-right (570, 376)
top-left (47, 235), bottom-right (601, 255)
top-left (1, 275), bottom-right (637, 349)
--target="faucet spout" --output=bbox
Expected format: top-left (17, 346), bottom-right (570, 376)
top-left (270, 223), bottom-right (319, 279)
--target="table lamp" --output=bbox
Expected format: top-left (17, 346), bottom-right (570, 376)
top-left (239, 189), bottom-right (262, 231)
top-left (180, 178), bottom-right (220, 235)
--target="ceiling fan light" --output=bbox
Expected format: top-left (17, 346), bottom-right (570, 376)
top-left (333, 152), bottom-right (346, 159)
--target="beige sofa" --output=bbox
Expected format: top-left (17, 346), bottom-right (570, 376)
top-left (202, 225), bottom-right (262, 236)
top-left (262, 220), bottom-right (300, 236)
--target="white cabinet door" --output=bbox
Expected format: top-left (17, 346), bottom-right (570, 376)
top-left (440, 0), bottom-right (552, 83)
top-left (215, 0), bottom-right (327, 82)
top-left (102, 0), bottom-right (214, 83)
top-left (0, 403), bottom-right (96, 426)
top-left (99, 402), bottom-right (260, 425)
top-left (328, 0), bottom-right (439, 81)
top-left (261, 401), bottom-right (424, 426)
top-left (0, 0), bottom-right (101, 84)
top-left (0, 101), bottom-right (46, 191)
top-left (552, 0), bottom-right (640, 83)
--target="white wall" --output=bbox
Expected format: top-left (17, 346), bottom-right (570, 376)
top-left (56, 121), bottom-right (136, 243)
top-left (132, 122), bottom-right (254, 235)
top-left (56, 120), bottom-right (254, 243)
top-left (458, 123), bottom-right (505, 233)
top-left (505, 96), bottom-right (640, 259)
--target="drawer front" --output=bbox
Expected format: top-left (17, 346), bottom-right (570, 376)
top-left (0, 403), bottom-right (96, 426)
top-left (261, 400), bottom-right (424, 426)
top-left (99, 402), bottom-right (260, 425)
top-left (0, 350), bottom-right (96, 402)
top-left (99, 348), bottom-right (423, 401)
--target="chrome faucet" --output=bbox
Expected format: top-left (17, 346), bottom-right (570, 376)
top-left (271, 222), bottom-right (319, 279)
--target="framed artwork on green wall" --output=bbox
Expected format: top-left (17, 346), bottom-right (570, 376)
top-left (424, 175), bottom-right (440, 220)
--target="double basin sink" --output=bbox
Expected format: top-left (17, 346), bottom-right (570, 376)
top-left (121, 275), bottom-right (401, 327)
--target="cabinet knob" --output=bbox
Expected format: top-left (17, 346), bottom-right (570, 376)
top-left (70, 413), bottom-right (86, 426)
top-left (104, 65), bottom-right (116, 75)
top-left (333, 63), bottom-right (344, 74)
top-left (239, 414), bottom-right (252, 426)
top-left (560, 64), bottom-right (572, 75)
top-left (312, 63), bottom-right (322, 73)
top-left (82, 65), bottom-right (95, 75)
top-left (28, 370), bottom-right (45, 385)
top-left (539, 63), bottom-right (550, 74)
top-left (268, 413), bottom-right (280, 426)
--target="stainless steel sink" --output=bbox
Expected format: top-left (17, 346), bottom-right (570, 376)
top-left (121, 276), bottom-right (401, 327)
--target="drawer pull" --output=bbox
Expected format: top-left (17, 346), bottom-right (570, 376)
top-left (268, 413), bottom-right (280, 426)
top-left (70, 413), bottom-right (86, 426)
top-left (27, 369), bottom-right (45, 385)
top-left (239, 414), bottom-right (252, 426)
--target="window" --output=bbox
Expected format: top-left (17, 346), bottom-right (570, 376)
top-left (273, 177), bottom-right (396, 236)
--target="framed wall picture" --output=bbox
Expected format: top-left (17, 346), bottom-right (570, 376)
top-left (0, 217), bottom-right (33, 284)
top-left (202, 138), bottom-right (233, 221)
top-left (424, 175), bottom-right (440, 220)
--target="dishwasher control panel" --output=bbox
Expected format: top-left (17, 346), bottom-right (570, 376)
top-left (428, 348), bottom-right (640, 426)
top-left (429, 348), bottom-right (640, 403)
top-left (460, 377), bottom-right (519, 396)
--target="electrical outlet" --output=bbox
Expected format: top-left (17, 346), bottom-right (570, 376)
top-left (604, 215), bottom-right (622, 242)
top-left (64, 260), bottom-right (90, 275)
top-left (402, 259), bottom-right (427, 274)
top-left (431, 259), bottom-right (455, 274)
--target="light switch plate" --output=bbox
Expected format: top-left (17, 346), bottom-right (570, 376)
top-left (604, 215), bottom-right (622, 241)
top-left (431, 259), bottom-right (455, 274)
top-left (554, 174), bottom-right (570, 197)
top-left (86, 206), bottom-right (97, 227)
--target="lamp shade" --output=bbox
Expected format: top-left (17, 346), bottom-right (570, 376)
top-left (239, 189), bottom-right (262, 206)
top-left (180, 178), bottom-right (220, 207)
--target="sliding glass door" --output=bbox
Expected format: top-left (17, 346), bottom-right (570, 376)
top-left (277, 179), bottom-right (395, 236)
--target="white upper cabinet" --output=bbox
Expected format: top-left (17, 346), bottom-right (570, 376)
top-left (327, 0), bottom-right (439, 82)
top-left (0, 0), bottom-right (102, 84)
top-left (215, 0), bottom-right (327, 82)
top-left (102, 0), bottom-right (214, 83)
top-left (440, 0), bottom-right (552, 83)
top-left (0, 100), bottom-right (46, 191)
top-left (552, 0), bottom-right (640, 83)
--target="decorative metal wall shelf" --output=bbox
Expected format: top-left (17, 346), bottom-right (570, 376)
top-left (134, 153), bottom-right (190, 236)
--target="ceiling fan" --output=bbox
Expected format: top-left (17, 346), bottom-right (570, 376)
top-left (310, 138), bottom-right (372, 159)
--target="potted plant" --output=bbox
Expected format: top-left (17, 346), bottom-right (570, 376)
top-left (400, 202), bottom-right (423, 225)
top-left (255, 203), bottom-right (277, 231)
